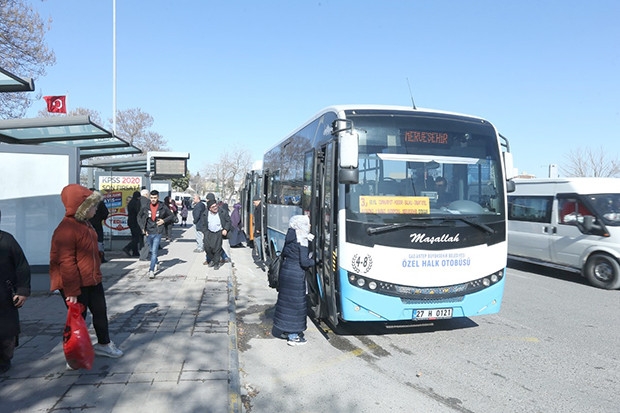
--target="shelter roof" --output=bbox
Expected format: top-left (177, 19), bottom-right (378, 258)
top-left (0, 67), bottom-right (35, 92)
top-left (0, 115), bottom-right (142, 160)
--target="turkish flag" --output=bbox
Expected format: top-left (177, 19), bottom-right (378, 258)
top-left (43, 96), bottom-right (67, 113)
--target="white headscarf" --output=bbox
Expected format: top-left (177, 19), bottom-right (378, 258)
top-left (289, 215), bottom-right (314, 247)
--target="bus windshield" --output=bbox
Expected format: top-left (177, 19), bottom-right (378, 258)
top-left (345, 113), bottom-right (506, 223)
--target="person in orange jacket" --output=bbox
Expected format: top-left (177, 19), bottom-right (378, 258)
top-left (50, 184), bottom-right (123, 363)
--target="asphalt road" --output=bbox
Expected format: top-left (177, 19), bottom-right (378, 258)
top-left (234, 250), bottom-right (620, 413)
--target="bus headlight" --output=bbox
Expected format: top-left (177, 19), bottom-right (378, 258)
top-left (368, 281), bottom-right (377, 290)
top-left (356, 278), bottom-right (366, 287)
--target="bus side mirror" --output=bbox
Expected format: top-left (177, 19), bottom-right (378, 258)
top-left (506, 179), bottom-right (516, 193)
top-left (339, 130), bottom-right (359, 184)
top-left (503, 152), bottom-right (515, 179)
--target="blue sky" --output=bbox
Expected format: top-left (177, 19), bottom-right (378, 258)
top-left (27, 0), bottom-right (620, 178)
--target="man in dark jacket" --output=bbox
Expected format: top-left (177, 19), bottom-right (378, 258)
top-left (192, 194), bottom-right (205, 253)
top-left (0, 209), bottom-right (31, 373)
top-left (199, 199), bottom-right (231, 270)
top-left (201, 193), bottom-right (232, 265)
top-left (138, 189), bottom-right (151, 261)
top-left (123, 191), bottom-right (142, 256)
top-left (138, 190), bottom-right (175, 279)
top-left (88, 191), bottom-right (109, 263)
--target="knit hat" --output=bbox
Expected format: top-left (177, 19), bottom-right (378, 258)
top-left (206, 193), bottom-right (216, 201)
top-left (252, 195), bottom-right (260, 202)
top-left (207, 199), bottom-right (217, 210)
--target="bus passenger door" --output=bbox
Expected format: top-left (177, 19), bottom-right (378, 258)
top-left (316, 143), bottom-right (339, 327)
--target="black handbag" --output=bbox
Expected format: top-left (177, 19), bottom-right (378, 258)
top-left (267, 254), bottom-right (282, 290)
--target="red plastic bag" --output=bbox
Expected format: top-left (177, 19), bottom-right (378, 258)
top-left (63, 302), bottom-right (94, 370)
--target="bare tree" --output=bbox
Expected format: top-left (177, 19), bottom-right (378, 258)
top-left (202, 147), bottom-right (252, 202)
top-left (113, 108), bottom-right (169, 152)
top-left (561, 146), bottom-right (620, 177)
top-left (0, 0), bottom-right (56, 118)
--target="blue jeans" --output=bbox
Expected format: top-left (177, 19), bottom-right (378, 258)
top-left (146, 233), bottom-right (162, 271)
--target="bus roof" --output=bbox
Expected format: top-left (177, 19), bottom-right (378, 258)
top-left (268, 104), bottom-right (492, 154)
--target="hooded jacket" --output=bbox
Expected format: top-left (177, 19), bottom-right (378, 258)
top-left (49, 184), bottom-right (103, 297)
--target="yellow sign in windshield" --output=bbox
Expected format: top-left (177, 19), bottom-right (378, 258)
top-left (359, 196), bottom-right (430, 214)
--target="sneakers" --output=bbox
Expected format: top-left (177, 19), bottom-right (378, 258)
top-left (65, 362), bottom-right (77, 371)
top-left (148, 270), bottom-right (155, 279)
top-left (208, 261), bottom-right (215, 267)
top-left (213, 262), bottom-right (221, 270)
top-left (155, 262), bottom-right (161, 272)
top-left (94, 341), bottom-right (123, 358)
top-left (287, 336), bottom-right (307, 346)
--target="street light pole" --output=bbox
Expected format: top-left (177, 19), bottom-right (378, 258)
top-left (112, 0), bottom-right (117, 135)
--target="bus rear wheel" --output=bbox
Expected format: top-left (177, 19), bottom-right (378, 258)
top-left (584, 253), bottom-right (620, 290)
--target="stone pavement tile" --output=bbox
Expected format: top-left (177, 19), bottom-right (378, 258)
top-left (112, 381), bottom-right (229, 413)
top-left (179, 368), bottom-right (228, 381)
top-left (52, 382), bottom-right (127, 411)
top-left (1, 375), bottom-right (77, 412)
top-left (127, 371), bottom-right (181, 383)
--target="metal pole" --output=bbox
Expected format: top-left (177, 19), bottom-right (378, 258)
top-left (112, 0), bottom-right (117, 135)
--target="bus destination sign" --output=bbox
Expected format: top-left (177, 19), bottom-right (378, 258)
top-left (402, 130), bottom-right (449, 145)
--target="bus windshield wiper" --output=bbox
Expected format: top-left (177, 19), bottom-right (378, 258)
top-left (367, 219), bottom-right (446, 235)
top-left (366, 216), bottom-right (495, 235)
top-left (443, 216), bottom-right (495, 235)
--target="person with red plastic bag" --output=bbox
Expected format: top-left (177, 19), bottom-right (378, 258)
top-left (50, 184), bottom-right (123, 369)
top-left (63, 301), bottom-right (94, 370)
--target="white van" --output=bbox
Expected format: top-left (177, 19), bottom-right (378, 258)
top-left (507, 178), bottom-right (620, 289)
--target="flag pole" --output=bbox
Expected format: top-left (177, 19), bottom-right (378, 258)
top-left (112, 0), bottom-right (117, 135)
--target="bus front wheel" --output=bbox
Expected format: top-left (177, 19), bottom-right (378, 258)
top-left (584, 253), bottom-right (620, 290)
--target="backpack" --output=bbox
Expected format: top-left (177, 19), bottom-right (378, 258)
top-left (267, 254), bottom-right (282, 290)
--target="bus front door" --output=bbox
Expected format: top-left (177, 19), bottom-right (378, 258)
top-left (317, 143), bottom-right (339, 327)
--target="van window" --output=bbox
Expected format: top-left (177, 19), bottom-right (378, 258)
top-left (558, 197), bottom-right (593, 225)
top-left (508, 195), bottom-right (553, 223)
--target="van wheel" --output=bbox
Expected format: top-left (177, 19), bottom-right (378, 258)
top-left (584, 253), bottom-right (620, 290)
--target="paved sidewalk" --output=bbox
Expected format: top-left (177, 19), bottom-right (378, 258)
top-left (0, 226), bottom-right (242, 413)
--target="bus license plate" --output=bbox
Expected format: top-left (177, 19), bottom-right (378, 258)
top-left (413, 308), bottom-right (453, 320)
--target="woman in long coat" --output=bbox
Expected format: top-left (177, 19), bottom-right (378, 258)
top-left (272, 215), bottom-right (315, 346)
top-left (228, 203), bottom-right (247, 248)
top-left (0, 214), bottom-right (31, 373)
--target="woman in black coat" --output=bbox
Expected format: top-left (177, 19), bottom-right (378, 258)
top-left (0, 220), bottom-right (31, 373)
top-left (272, 215), bottom-right (315, 346)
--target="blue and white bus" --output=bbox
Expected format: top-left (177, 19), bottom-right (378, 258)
top-left (257, 105), bottom-right (515, 327)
